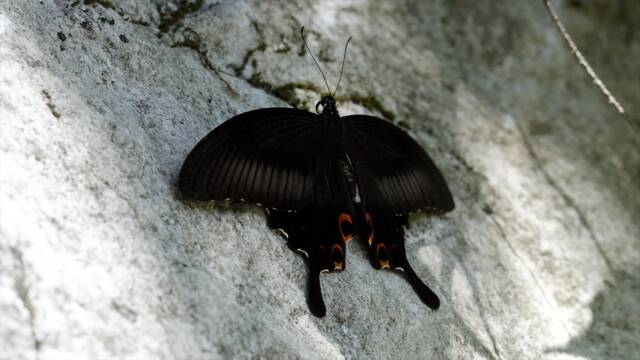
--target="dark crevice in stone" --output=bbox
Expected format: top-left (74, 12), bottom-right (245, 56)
top-left (229, 20), bottom-right (268, 78)
top-left (75, 0), bottom-right (396, 117)
top-left (158, 0), bottom-right (205, 33)
top-left (78, 0), bottom-right (150, 26)
top-left (274, 38), bottom-right (292, 54)
top-left (230, 41), bottom-right (267, 77)
top-left (335, 94), bottom-right (396, 121)
top-left (244, 70), bottom-right (397, 119)
top-left (41, 89), bottom-right (61, 119)
top-left (228, 21), bottom-right (321, 108)
top-left (11, 247), bottom-right (42, 357)
top-left (246, 73), bottom-right (320, 108)
top-left (79, 0), bottom-right (233, 93)
top-left (111, 301), bottom-right (138, 322)
top-left (170, 27), bottom-right (236, 94)
top-left (82, 0), bottom-right (115, 10)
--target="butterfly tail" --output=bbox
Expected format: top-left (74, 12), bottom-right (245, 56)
top-left (266, 205), bottom-right (346, 318)
top-left (391, 230), bottom-right (440, 310)
top-left (307, 257), bottom-right (327, 317)
top-left (365, 211), bottom-right (440, 310)
top-left (397, 258), bottom-right (440, 310)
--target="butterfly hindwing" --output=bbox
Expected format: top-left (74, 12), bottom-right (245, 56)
top-left (343, 115), bottom-right (454, 214)
top-left (179, 108), bottom-right (328, 209)
top-left (266, 162), bottom-right (351, 317)
top-left (363, 210), bottom-right (440, 309)
top-left (340, 122), bottom-right (444, 309)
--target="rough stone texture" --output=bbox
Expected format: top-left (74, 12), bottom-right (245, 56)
top-left (1, 0), bottom-right (639, 359)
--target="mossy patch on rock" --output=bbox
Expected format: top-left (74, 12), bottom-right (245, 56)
top-left (159, 0), bottom-right (205, 33)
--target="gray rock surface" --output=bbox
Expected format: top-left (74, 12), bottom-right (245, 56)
top-left (1, 0), bottom-right (639, 359)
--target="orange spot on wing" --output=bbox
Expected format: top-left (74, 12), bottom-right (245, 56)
top-left (365, 213), bottom-right (375, 246)
top-left (376, 243), bottom-right (390, 269)
top-left (338, 213), bottom-right (353, 243)
top-left (331, 243), bottom-right (344, 254)
top-left (331, 244), bottom-right (345, 270)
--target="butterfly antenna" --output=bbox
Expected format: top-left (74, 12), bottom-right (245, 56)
top-left (301, 27), bottom-right (332, 95)
top-left (333, 36), bottom-right (352, 96)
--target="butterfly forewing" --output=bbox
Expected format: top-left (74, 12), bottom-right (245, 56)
top-left (179, 108), bottom-right (328, 210)
top-left (342, 115), bottom-right (454, 214)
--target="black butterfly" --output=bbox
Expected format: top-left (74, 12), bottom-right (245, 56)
top-left (179, 28), bottom-right (454, 317)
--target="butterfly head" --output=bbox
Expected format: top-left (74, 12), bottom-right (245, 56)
top-left (300, 27), bottom-right (352, 119)
top-left (316, 95), bottom-right (339, 117)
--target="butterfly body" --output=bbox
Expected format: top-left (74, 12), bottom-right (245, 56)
top-left (179, 94), bottom-right (453, 317)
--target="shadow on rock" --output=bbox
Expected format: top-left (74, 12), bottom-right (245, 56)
top-left (548, 269), bottom-right (640, 359)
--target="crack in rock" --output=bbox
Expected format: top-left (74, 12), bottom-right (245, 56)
top-left (169, 27), bottom-right (236, 94)
top-left (230, 21), bottom-right (267, 77)
top-left (76, 0), bottom-right (151, 26)
top-left (484, 207), bottom-right (574, 339)
top-left (41, 89), bottom-right (61, 119)
top-left (514, 120), bottom-right (613, 272)
top-left (447, 147), bottom-right (575, 340)
top-left (78, 0), bottom-right (234, 93)
top-left (227, 20), bottom-right (398, 118)
top-left (158, 0), bottom-right (205, 33)
top-left (10, 247), bottom-right (42, 356)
